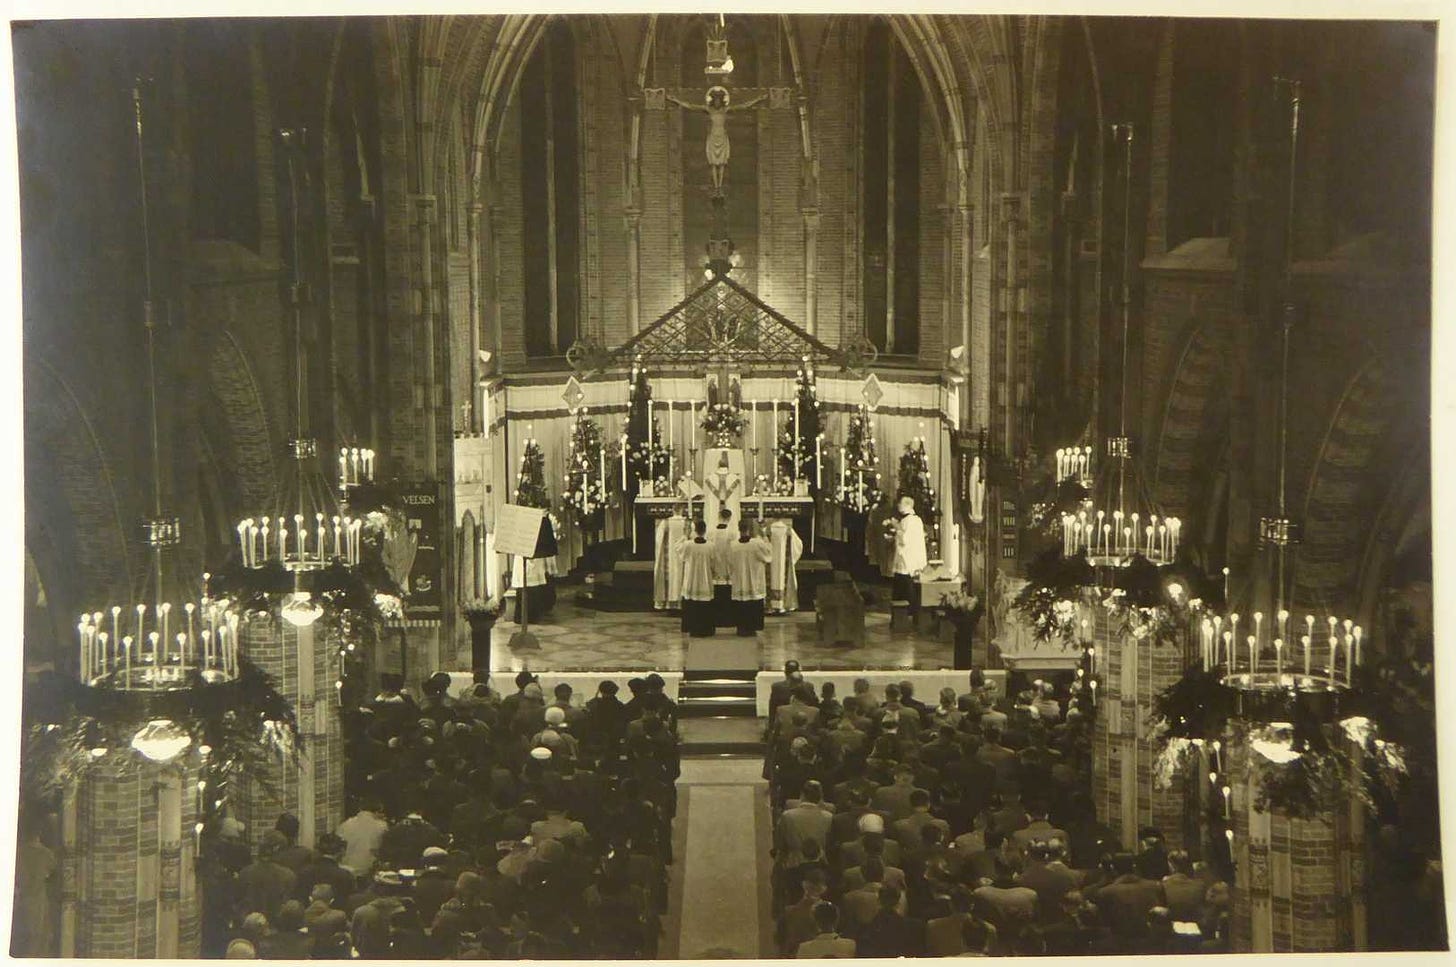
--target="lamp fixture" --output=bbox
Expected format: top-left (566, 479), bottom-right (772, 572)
top-left (233, 128), bottom-right (362, 580)
top-left (74, 79), bottom-right (239, 692)
top-left (1205, 77), bottom-right (1366, 697)
top-left (1056, 123), bottom-right (1181, 573)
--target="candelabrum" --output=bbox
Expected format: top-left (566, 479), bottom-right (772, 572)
top-left (76, 525), bottom-right (241, 691)
top-left (1201, 608), bottom-right (1363, 694)
top-left (1055, 445), bottom-right (1095, 488)
top-left (338, 447), bottom-right (376, 490)
top-left (235, 441), bottom-right (362, 571)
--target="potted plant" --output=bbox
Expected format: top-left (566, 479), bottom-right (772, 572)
top-left (940, 587), bottom-right (985, 670)
top-left (461, 596), bottom-right (503, 672)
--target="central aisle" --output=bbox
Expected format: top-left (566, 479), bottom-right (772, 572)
top-left (665, 759), bottom-right (774, 959)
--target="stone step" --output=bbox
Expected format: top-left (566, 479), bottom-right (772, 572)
top-left (677, 695), bottom-right (759, 718)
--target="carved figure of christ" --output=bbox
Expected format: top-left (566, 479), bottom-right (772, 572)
top-left (662, 85), bottom-right (770, 191)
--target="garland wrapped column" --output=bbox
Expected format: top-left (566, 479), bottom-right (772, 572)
top-left (1227, 736), bottom-right (1366, 951)
top-left (235, 613), bottom-right (344, 847)
top-left (1088, 595), bottom-right (1192, 850)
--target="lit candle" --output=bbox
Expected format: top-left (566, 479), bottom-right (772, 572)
top-left (689, 399), bottom-right (697, 452)
top-left (1353, 625), bottom-right (1363, 669)
top-left (1223, 567), bottom-right (1231, 602)
top-left (1274, 637), bottom-right (1283, 685)
top-left (620, 434), bottom-right (628, 490)
top-left (123, 635), bottom-right (133, 682)
top-left (76, 619), bottom-right (88, 681)
top-left (97, 632), bottom-right (109, 678)
top-left (1328, 634), bottom-right (1338, 678)
top-left (668, 400), bottom-right (674, 453)
top-left (598, 446), bottom-right (606, 498)
top-left (1222, 631), bottom-right (1232, 669)
top-left (1229, 614), bottom-right (1240, 670)
top-left (840, 444), bottom-right (847, 493)
top-left (1253, 612), bottom-right (1264, 662)
top-left (1221, 785), bottom-right (1232, 818)
top-left (148, 632), bottom-right (161, 687)
top-left (815, 433), bottom-right (823, 489)
top-left (160, 602), bottom-right (171, 655)
top-left (1302, 634), bottom-right (1311, 680)
top-left (176, 633), bottom-right (187, 669)
top-left (793, 398), bottom-right (801, 486)
top-left (202, 629), bottom-right (212, 668)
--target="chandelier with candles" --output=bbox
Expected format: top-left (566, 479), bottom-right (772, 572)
top-left (1200, 77), bottom-right (1365, 702)
top-left (1056, 124), bottom-right (1181, 575)
top-left (231, 127), bottom-right (362, 627)
top-left (74, 80), bottom-right (239, 745)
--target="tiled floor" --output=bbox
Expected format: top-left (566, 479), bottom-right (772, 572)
top-left (480, 597), bottom-right (956, 673)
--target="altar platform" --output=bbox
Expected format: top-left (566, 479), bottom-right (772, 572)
top-left (470, 589), bottom-right (955, 675)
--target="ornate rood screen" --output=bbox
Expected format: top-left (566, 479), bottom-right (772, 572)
top-left (565, 272), bottom-right (878, 375)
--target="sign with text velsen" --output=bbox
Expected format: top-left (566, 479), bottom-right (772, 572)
top-left (495, 504), bottom-right (556, 558)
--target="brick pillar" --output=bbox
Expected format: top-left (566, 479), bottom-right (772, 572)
top-left (237, 611), bottom-right (344, 847)
top-left (1227, 734), bottom-right (1365, 951)
top-left (69, 753), bottom-right (200, 958)
top-left (1089, 596), bottom-right (1190, 850)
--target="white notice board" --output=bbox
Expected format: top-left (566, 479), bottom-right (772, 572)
top-left (495, 503), bottom-right (547, 557)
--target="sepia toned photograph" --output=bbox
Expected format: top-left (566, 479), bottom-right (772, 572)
top-left (7, 7), bottom-right (1446, 959)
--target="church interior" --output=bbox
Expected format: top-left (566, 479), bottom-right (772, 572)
top-left (11, 12), bottom-right (1443, 959)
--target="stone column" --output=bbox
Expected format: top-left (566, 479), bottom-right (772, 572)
top-left (236, 611), bottom-right (344, 847)
top-left (68, 753), bottom-right (200, 958)
top-left (1228, 737), bottom-right (1366, 951)
top-left (1089, 597), bottom-right (1191, 850)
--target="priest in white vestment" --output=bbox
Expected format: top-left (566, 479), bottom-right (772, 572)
top-left (889, 495), bottom-right (929, 615)
top-left (766, 518), bottom-right (803, 614)
top-left (709, 507), bottom-right (736, 626)
top-left (728, 519), bottom-right (774, 636)
top-left (653, 507), bottom-right (692, 610)
top-left (680, 518), bottom-right (717, 637)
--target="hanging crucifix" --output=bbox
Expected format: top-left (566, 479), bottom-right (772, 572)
top-left (663, 86), bottom-right (768, 193)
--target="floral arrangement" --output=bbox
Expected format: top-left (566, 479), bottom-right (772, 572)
top-left (1011, 547), bottom-right (1095, 642)
top-left (701, 401), bottom-right (747, 438)
top-left (461, 596), bottom-right (504, 621)
top-left (939, 587), bottom-right (983, 622)
top-left (752, 473), bottom-right (796, 497)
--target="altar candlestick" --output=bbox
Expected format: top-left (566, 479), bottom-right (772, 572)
top-left (815, 433), bottom-right (823, 489)
top-left (1274, 638), bottom-right (1284, 684)
top-left (1353, 625), bottom-right (1362, 669)
top-left (1302, 634), bottom-right (1312, 679)
top-left (620, 434), bottom-right (628, 490)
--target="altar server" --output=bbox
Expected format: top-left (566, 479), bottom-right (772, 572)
top-left (767, 518), bottom-right (804, 614)
top-left (680, 519), bottom-right (717, 637)
top-left (710, 506), bottom-right (737, 625)
top-left (653, 505), bottom-right (691, 610)
top-left (728, 518), bottom-right (774, 636)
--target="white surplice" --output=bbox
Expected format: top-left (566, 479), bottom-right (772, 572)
top-left (767, 519), bottom-right (803, 613)
top-left (680, 539), bottom-right (717, 602)
top-left (729, 537), bottom-right (774, 600)
top-left (654, 515), bottom-right (691, 609)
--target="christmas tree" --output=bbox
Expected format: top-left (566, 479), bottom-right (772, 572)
top-left (834, 404), bottom-right (882, 514)
top-left (897, 436), bottom-right (940, 560)
top-left (624, 360), bottom-right (671, 488)
top-left (513, 437), bottom-right (550, 509)
top-left (777, 357), bottom-right (824, 494)
top-left (563, 411), bottom-right (608, 529)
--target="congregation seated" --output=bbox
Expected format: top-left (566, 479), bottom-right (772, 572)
top-left (763, 661), bottom-right (1235, 957)
top-left (201, 669), bottom-right (683, 959)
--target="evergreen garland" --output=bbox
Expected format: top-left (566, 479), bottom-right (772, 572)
top-left (514, 438), bottom-right (550, 509)
top-left (563, 411), bottom-right (608, 529)
top-left (833, 404), bottom-right (882, 514)
top-left (21, 659), bottom-right (300, 808)
top-left (896, 437), bottom-right (940, 559)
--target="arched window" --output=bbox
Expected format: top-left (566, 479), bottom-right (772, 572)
top-left (862, 19), bottom-right (920, 356)
top-left (519, 19), bottom-right (581, 358)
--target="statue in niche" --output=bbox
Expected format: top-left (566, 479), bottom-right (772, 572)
top-left (665, 85), bottom-right (768, 192)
